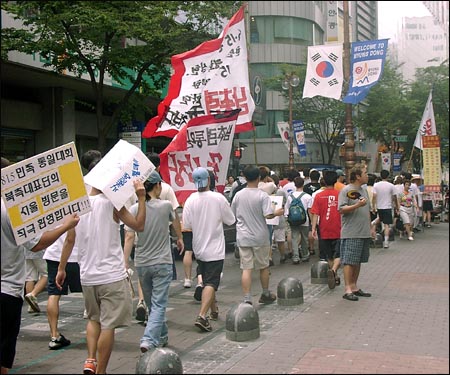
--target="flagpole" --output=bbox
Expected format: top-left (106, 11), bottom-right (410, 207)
top-left (343, 0), bottom-right (355, 178)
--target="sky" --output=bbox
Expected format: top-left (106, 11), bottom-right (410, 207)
top-left (377, 1), bottom-right (432, 41)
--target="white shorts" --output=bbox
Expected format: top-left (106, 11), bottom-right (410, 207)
top-left (25, 258), bottom-right (48, 282)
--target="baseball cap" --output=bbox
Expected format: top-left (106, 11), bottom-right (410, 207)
top-left (336, 169), bottom-right (344, 177)
top-left (147, 170), bottom-right (162, 184)
top-left (192, 167), bottom-right (209, 189)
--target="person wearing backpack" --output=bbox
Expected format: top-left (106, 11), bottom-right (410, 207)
top-left (284, 177), bottom-right (312, 264)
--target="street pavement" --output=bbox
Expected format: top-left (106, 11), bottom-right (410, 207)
top-left (11, 222), bottom-right (449, 374)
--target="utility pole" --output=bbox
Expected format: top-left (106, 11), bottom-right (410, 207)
top-left (343, 0), bottom-right (355, 178)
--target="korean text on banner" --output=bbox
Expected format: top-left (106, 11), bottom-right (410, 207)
top-left (277, 122), bottom-right (299, 155)
top-left (84, 140), bottom-right (155, 210)
top-left (143, 5), bottom-right (254, 139)
top-left (1, 142), bottom-right (90, 246)
top-left (343, 39), bottom-right (388, 104)
top-left (303, 44), bottom-right (343, 100)
top-left (159, 110), bottom-right (239, 205)
top-left (422, 135), bottom-right (441, 192)
top-left (293, 120), bottom-right (307, 157)
top-left (414, 91), bottom-right (437, 150)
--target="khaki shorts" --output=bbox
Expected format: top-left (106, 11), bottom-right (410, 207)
top-left (25, 258), bottom-right (48, 282)
top-left (239, 245), bottom-right (271, 270)
top-left (82, 279), bottom-right (132, 330)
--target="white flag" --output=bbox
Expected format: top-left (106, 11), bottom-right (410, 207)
top-left (277, 121), bottom-right (299, 155)
top-left (414, 91), bottom-right (437, 150)
top-left (303, 44), bottom-right (343, 100)
top-left (381, 152), bottom-right (391, 171)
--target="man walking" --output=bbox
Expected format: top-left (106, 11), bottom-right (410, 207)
top-left (231, 165), bottom-right (284, 305)
top-left (182, 167), bottom-right (235, 332)
top-left (338, 163), bottom-right (375, 301)
top-left (372, 170), bottom-right (398, 248)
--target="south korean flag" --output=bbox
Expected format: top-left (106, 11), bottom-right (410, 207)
top-left (303, 44), bottom-right (343, 100)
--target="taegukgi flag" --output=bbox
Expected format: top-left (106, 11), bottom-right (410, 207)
top-left (142, 5), bottom-right (254, 139)
top-left (277, 121), bottom-right (299, 155)
top-left (303, 44), bottom-right (343, 100)
top-left (414, 90), bottom-right (437, 150)
top-left (343, 39), bottom-right (388, 104)
top-left (159, 110), bottom-right (239, 205)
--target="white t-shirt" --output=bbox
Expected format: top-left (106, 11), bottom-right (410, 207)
top-left (373, 180), bottom-right (396, 209)
top-left (284, 190), bottom-right (313, 227)
top-left (282, 182), bottom-right (296, 195)
top-left (75, 194), bottom-right (127, 286)
top-left (182, 191), bottom-right (235, 262)
top-left (43, 231), bottom-right (79, 263)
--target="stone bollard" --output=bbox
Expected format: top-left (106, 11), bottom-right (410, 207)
top-left (277, 277), bottom-right (303, 306)
top-left (225, 302), bottom-right (259, 342)
top-left (310, 260), bottom-right (329, 284)
top-left (136, 347), bottom-right (183, 374)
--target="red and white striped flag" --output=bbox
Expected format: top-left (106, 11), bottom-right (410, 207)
top-left (303, 44), bottom-right (343, 100)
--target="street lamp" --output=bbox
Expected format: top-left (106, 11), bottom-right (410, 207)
top-left (282, 73), bottom-right (300, 169)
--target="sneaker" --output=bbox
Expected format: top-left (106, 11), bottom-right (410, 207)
top-left (383, 241), bottom-right (389, 248)
top-left (292, 257), bottom-right (300, 264)
top-left (426, 223), bottom-right (431, 228)
top-left (210, 306), bottom-right (219, 321)
top-left (194, 316), bottom-right (212, 332)
top-left (27, 304), bottom-right (35, 313)
top-left (408, 236), bottom-right (414, 241)
top-left (193, 284), bottom-right (203, 301)
top-left (83, 358), bottom-right (97, 374)
top-left (159, 336), bottom-right (169, 347)
top-left (258, 292), bottom-right (276, 304)
top-left (184, 278), bottom-right (192, 288)
top-left (49, 334), bottom-right (71, 350)
top-left (327, 269), bottom-right (336, 290)
top-left (136, 300), bottom-right (147, 322)
top-left (24, 293), bottom-right (40, 313)
top-left (83, 309), bottom-right (88, 319)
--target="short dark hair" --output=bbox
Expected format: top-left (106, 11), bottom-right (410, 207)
top-left (146, 152), bottom-right (160, 168)
top-left (80, 150), bottom-right (102, 171)
top-left (243, 165), bottom-right (260, 182)
top-left (286, 169), bottom-right (300, 181)
top-left (323, 170), bottom-right (337, 186)
top-left (310, 170), bottom-right (320, 181)
top-left (380, 170), bottom-right (390, 179)
top-left (1, 157), bottom-right (11, 169)
top-left (294, 176), bottom-right (305, 188)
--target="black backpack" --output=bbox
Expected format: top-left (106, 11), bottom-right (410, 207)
top-left (230, 179), bottom-right (247, 202)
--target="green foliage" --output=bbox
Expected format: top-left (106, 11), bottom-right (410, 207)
top-left (265, 64), bottom-right (346, 164)
top-left (1, 0), bottom-right (242, 151)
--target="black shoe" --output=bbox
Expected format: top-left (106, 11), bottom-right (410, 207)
top-left (49, 334), bottom-right (71, 350)
top-left (194, 285), bottom-right (203, 301)
top-left (258, 292), bottom-right (276, 304)
top-left (342, 293), bottom-right (359, 301)
top-left (352, 289), bottom-right (371, 297)
top-left (194, 316), bottom-right (212, 332)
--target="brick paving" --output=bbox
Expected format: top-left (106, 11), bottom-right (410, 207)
top-left (10, 222), bottom-right (449, 374)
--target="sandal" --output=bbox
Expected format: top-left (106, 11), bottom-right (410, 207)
top-left (353, 289), bottom-right (371, 297)
top-left (335, 276), bottom-right (341, 286)
top-left (327, 269), bottom-right (336, 289)
top-left (342, 293), bottom-right (359, 301)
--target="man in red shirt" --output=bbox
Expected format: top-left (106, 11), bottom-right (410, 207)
top-left (310, 170), bottom-right (341, 289)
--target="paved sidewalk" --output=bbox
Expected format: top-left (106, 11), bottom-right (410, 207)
top-left (11, 222), bottom-right (449, 374)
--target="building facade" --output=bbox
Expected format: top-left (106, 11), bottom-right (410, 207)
top-left (238, 1), bottom-right (378, 175)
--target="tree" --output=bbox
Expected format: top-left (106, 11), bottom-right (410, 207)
top-left (1, 1), bottom-right (241, 152)
top-left (265, 64), bottom-right (346, 164)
